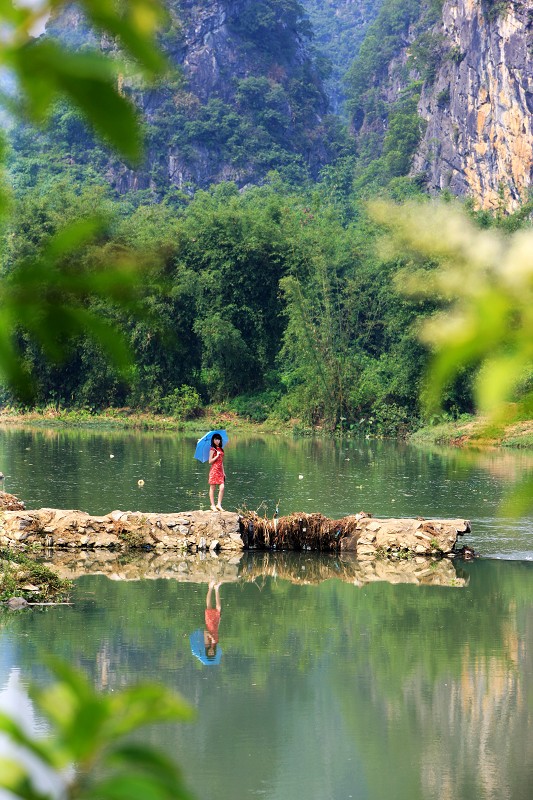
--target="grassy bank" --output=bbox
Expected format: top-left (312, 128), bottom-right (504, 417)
top-left (0, 405), bottom-right (297, 435)
top-left (4, 406), bottom-right (533, 448)
top-left (410, 415), bottom-right (533, 449)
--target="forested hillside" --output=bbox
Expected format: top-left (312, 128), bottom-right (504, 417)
top-left (3, 0), bottom-right (532, 433)
top-left (301, 0), bottom-right (383, 113)
top-left (13, 0), bottom-right (348, 196)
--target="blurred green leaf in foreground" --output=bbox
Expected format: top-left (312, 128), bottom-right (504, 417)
top-left (1, 0), bottom-right (166, 163)
top-left (0, 215), bottom-right (154, 400)
top-left (0, 660), bottom-right (195, 800)
top-left (371, 199), bottom-right (533, 512)
top-left (0, 0), bottom-right (168, 399)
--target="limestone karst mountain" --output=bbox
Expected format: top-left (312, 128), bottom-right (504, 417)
top-left (11, 1), bottom-right (533, 209)
top-left (414, 0), bottom-right (533, 210)
top-left (41, 0), bottom-right (347, 194)
top-left (346, 0), bottom-right (533, 211)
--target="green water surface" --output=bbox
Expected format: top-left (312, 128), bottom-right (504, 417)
top-left (1, 428), bottom-right (533, 800)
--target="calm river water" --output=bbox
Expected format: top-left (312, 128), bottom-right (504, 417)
top-left (1, 426), bottom-right (533, 800)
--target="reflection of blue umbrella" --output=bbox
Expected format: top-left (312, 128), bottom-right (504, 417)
top-left (189, 628), bottom-right (222, 665)
top-left (193, 430), bottom-right (228, 463)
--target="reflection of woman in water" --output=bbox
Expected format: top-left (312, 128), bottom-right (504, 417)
top-left (204, 581), bottom-right (221, 660)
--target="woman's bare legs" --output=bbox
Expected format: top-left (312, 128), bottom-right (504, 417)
top-left (216, 483), bottom-right (224, 511)
top-left (209, 485), bottom-right (217, 511)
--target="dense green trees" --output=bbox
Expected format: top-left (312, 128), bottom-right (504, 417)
top-left (301, 0), bottom-right (383, 113)
top-left (0, 173), bottom-right (438, 432)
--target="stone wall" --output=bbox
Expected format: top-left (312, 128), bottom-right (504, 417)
top-left (0, 504), bottom-right (471, 557)
top-left (343, 515), bottom-right (471, 558)
top-left (0, 508), bottom-right (243, 553)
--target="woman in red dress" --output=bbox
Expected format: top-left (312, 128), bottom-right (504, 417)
top-left (208, 433), bottom-right (226, 511)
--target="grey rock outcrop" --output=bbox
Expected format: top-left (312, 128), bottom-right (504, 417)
top-left (349, 0), bottom-right (533, 211)
top-left (45, 0), bottom-right (333, 193)
top-left (414, 0), bottom-right (533, 210)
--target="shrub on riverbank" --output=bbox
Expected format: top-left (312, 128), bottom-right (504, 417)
top-left (0, 404), bottom-right (287, 435)
top-left (0, 549), bottom-right (71, 603)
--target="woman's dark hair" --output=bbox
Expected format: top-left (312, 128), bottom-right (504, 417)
top-left (210, 433), bottom-right (224, 450)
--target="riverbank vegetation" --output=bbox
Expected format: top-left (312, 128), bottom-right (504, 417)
top-left (0, 549), bottom-right (71, 603)
top-left (5, 176), bottom-right (533, 439)
top-left (3, 404), bottom-right (533, 449)
top-left (411, 415), bottom-right (533, 449)
top-left (0, 175), bottom-right (448, 436)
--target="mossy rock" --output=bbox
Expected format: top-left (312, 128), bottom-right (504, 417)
top-left (0, 549), bottom-right (71, 603)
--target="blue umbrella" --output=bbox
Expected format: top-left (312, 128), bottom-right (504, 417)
top-left (189, 628), bottom-right (223, 665)
top-left (193, 429), bottom-right (228, 463)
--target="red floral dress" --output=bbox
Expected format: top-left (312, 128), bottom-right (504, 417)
top-left (205, 608), bottom-right (221, 644)
top-left (208, 447), bottom-right (225, 485)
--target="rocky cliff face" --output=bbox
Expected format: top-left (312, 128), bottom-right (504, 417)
top-left (348, 0), bottom-right (533, 211)
top-left (37, 0), bottom-right (533, 209)
top-left (414, 0), bottom-right (533, 210)
top-left (45, 0), bottom-right (338, 194)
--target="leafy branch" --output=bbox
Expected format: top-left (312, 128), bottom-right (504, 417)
top-left (0, 660), bottom-right (195, 800)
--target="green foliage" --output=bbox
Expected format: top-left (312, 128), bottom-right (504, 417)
top-left (407, 30), bottom-right (445, 85)
top-left (0, 211), bottom-right (149, 402)
top-left (447, 45), bottom-right (465, 65)
top-left (344, 0), bottom-right (444, 193)
top-left (228, 389), bottom-right (281, 422)
top-left (155, 385), bottom-right (202, 418)
top-left (228, 0), bottom-right (313, 59)
top-left (0, 661), bottom-right (195, 800)
top-left (301, 0), bottom-right (382, 114)
top-left (353, 91), bottom-right (426, 192)
top-left (345, 0), bottom-right (422, 121)
top-left (1, 176), bottom-right (439, 432)
top-left (381, 96), bottom-right (426, 175)
top-left (11, 41), bottom-right (142, 163)
top-left (371, 198), bottom-right (533, 437)
top-left (482, 0), bottom-right (510, 22)
top-left (0, 549), bottom-right (71, 603)
top-left (0, 0), bottom-right (169, 400)
top-left (275, 196), bottom-right (432, 432)
top-left (436, 86), bottom-right (450, 109)
top-left (2, 0), bottom-right (166, 163)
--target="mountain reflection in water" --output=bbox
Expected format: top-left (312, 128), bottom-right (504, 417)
top-left (2, 428), bottom-right (533, 799)
top-left (2, 560), bottom-right (532, 800)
